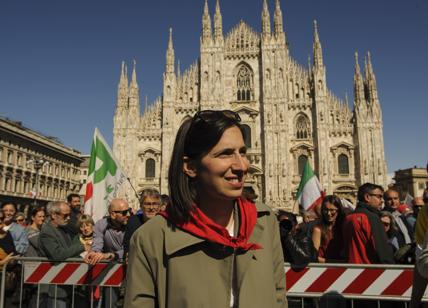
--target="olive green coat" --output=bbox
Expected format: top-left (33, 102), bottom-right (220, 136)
top-left (124, 202), bottom-right (287, 308)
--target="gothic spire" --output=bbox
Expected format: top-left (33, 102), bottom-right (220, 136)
top-left (262, 0), bottom-right (271, 37)
top-left (119, 61), bottom-right (128, 88)
top-left (354, 52), bottom-right (365, 105)
top-left (130, 59), bottom-right (138, 90)
top-left (365, 51), bottom-right (378, 101)
top-left (274, 0), bottom-right (284, 37)
top-left (202, 0), bottom-right (212, 42)
top-left (166, 28), bottom-right (175, 74)
top-left (117, 61), bottom-right (128, 107)
top-left (214, 0), bottom-right (223, 41)
top-left (177, 59), bottom-right (181, 79)
top-left (313, 20), bottom-right (324, 68)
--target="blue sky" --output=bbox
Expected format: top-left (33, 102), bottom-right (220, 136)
top-left (0, 0), bottom-right (427, 173)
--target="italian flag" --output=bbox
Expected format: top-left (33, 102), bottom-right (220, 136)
top-left (84, 128), bottom-right (127, 222)
top-left (296, 161), bottom-right (324, 211)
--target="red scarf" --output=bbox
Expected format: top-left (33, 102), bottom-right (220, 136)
top-left (159, 197), bottom-right (262, 251)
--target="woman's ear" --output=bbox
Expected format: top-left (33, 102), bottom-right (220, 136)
top-left (183, 157), bottom-right (197, 178)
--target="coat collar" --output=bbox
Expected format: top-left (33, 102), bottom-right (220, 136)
top-left (164, 201), bottom-right (271, 256)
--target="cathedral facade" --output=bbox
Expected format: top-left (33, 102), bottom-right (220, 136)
top-left (113, 0), bottom-right (388, 210)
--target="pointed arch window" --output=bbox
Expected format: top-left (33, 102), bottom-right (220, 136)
top-left (338, 154), bottom-right (349, 175)
top-left (241, 124), bottom-right (251, 148)
top-left (298, 155), bottom-right (308, 175)
top-left (145, 158), bottom-right (156, 179)
top-left (296, 114), bottom-right (311, 139)
top-left (236, 64), bottom-right (253, 101)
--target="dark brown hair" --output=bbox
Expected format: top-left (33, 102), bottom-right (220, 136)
top-left (167, 110), bottom-right (244, 223)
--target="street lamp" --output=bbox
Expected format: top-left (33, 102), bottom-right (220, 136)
top-left (27, 158), bottom-right (49, 206)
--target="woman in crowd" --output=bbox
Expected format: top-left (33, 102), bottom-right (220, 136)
top-left (380, 211), bottom-right (402, 253)
top-left (15, 212), bottom-right (27, 227)
top-left (311, 195), bottom-right (345, 263)
top-left (24, 208), bottom-right (47, 308)
top-left (25, 207), bottom-right (46, 257)
top-left (0, 210), bottom-right (17, 307)
top-left (77, 214), bottom-right (95, 248)
top-left (1, 203), bottom-right (28, 255)
top-left (125, 110), bottom-right (287, 308)
top-left (0, 210), bottom-right (16, 267)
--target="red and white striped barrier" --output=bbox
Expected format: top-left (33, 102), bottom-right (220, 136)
top-left (285, 264), bottom-right (421, 300)
top-left (23, 261), bottom-right (124, 287)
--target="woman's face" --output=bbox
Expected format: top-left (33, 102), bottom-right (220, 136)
top-left (2, 204), bottom-right (16, 224)
top-left (32, 211), bottom-right (45, 227)
top-left (322, 202), bottom-right (339, 223)
top-left (16, 215), bottom-right (26, 226)
top-left (190, 126), bottom-right (249, 203)
top-left (381, 216), bottom-right (391, 233)
top-left (80, 223), bottom-right (93, 237)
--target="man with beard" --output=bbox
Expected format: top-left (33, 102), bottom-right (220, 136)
top-left (39, 201), bottom-right (90, 308)
top-left (343, 183), bottom-right (394, 264)
top-left (63, 193), bottom-right (82, 236)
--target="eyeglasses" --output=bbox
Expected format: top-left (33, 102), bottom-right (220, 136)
top-left (323, 209), bottom-right (338, 214)
top-left (369, 193), bottom-right (383, 199)
top-left (142, 202), bottom-right (161, 207)
top-left (112, 209), bottom-right (131, 216)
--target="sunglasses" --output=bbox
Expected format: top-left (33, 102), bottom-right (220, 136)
top-left (112, 208), bottom-right (131, 216)
top-left (193, 110), bottom-right (241, 123)
top-left (16, 218), bottom-right (25, 222)
top-left (382, 222), bottom-right (390, 227)
top-left (185, 110), bottom-right (242, 157)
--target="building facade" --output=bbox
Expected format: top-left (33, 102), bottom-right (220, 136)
top-left (0, 116), bottom-right (83, 207)
top-left (394, 167), bottom-right (428, 199)
top-left (113, 0), bottom-right (388, 210)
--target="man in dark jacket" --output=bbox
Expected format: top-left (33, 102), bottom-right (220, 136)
top-left (39, 201), bottom-right (89, 308)
top-left (343, 183), bottom-right (394, 264)
top-left (124, 189), bottom-right (161, 258)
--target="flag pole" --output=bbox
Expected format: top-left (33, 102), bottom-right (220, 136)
top-left (127, 177), bottom-right (140, 200)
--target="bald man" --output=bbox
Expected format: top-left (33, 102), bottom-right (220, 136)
top-left (86, 199), bottom-right (130, 307)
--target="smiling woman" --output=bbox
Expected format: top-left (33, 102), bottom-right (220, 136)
top-left (125, 109), bottom-right (287, 308)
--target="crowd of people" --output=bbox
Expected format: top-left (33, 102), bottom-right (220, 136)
top-left (0, 109), bottom-right (427, 308)
top-left (279, 185), bottom-right (428, 268)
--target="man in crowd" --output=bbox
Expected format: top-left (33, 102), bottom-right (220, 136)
top-left (39, 201), bottom-right (89, 308)
top-left (85, 198), bottom-right (130, 307)
top-left (383, 188), bottom-right (414, 245)
top-left (343, 183), bottom-right (394, 264)
top-left (63, 193), bottom-right (82, 236)
top-left (124, 189), bottom-right (161, 257)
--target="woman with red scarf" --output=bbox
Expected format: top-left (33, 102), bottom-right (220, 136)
top-left (125, 110), bottom-right (287, 308)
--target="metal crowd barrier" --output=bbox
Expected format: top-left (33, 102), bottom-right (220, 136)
top-left (1, 258), bottom-right (425, 308)
top-left (285, 262), bottom-right (425, 307)
top-left (0, 257), bottom-right (124, 308)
